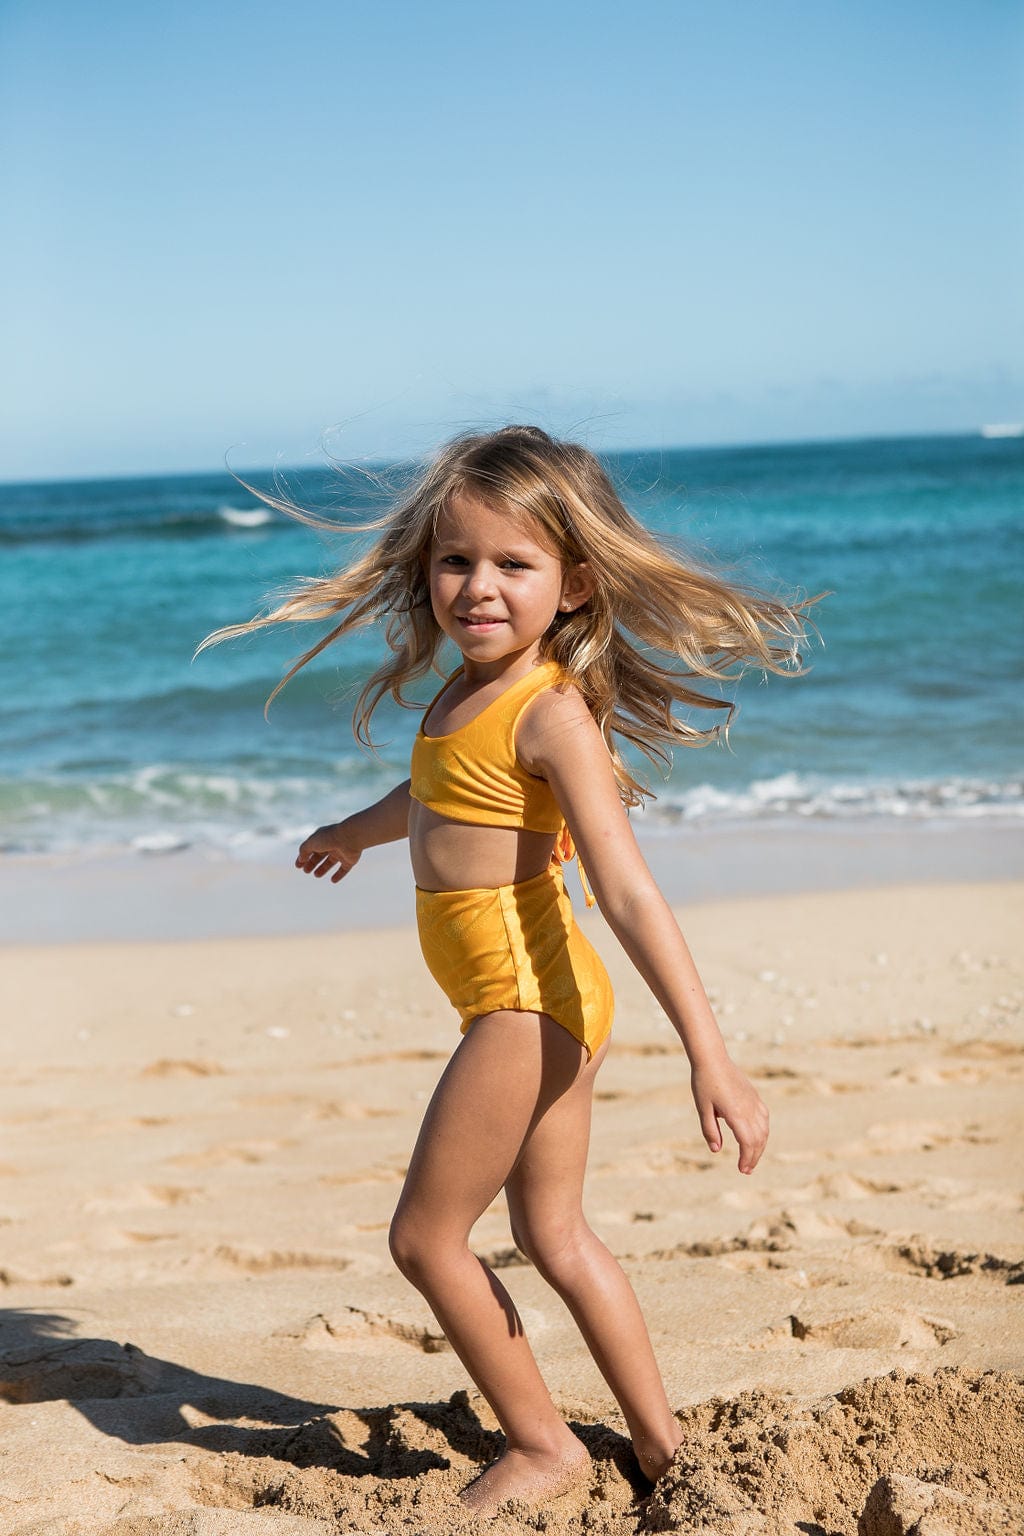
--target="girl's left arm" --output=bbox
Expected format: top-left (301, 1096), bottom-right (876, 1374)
top-left (519, 689), bottom-right (768, 1174)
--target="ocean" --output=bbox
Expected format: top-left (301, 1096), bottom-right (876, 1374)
top-left (2, 433), bottom-right (1021, 861)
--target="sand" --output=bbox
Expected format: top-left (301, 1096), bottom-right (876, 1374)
top-left (1, 872), bottom-right (1022, 1534)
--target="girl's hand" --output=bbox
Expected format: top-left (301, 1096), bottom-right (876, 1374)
top-left (295, 822), bottom-right (363, 884)
top-left (690, 1054), bottom-right (769, 1175)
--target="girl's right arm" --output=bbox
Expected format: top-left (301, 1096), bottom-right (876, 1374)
top-left (296, 779), bottom-right (411, 884)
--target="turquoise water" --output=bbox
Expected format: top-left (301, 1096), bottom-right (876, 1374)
top-left (1, 433), bottom-right (1021, 857)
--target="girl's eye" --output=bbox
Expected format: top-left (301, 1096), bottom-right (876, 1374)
top-left (437, 554), bottom-right (528, 571)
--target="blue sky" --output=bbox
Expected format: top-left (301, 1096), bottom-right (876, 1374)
top-left (1, 0), bottom-right (1021, 480)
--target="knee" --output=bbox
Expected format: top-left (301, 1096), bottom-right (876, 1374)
top-left (388, 1208), bottom-right (431, 1284)
top-left (510, 1216), bottom-right (593, 1291)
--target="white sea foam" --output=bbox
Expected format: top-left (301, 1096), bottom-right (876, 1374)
top-left (3, 765), bottom-right (1022, 859)
top-left (647, 773), bottom-right (1024, 827)
top-left (217, 504), bottom-right (273, 527)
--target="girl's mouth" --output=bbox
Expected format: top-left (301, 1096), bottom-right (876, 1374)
top-left (458, 616), bottom-right (505, 630)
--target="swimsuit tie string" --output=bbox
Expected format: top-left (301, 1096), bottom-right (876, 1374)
top-left (554, 826), bottom-right (596, 909)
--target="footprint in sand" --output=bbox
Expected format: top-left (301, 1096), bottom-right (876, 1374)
top-left (746, 1208), bottom-right (882, 1244)
top-left (198, 1245), bottom-right (353, 1275)
top-left (911, 1176), bottom-right (1023, 1213)
top-left (945, 1038), bottom-right (1024, 1060)
top-left (751, 1065), bottom-right (802, 1081)
top-left (623, 1208), bottom-right (882, 1265)
top-left (341, 1048), bottom-right (449, 1068)
top-left (318, 1165), bottom-right (407, 1188)
top-left (749, 1308), bottom-right (957, 1351)
top-left (280, 1306), bottom-right (450, 1354)
top-left (83, 1183), bottom-right (201, 1213)
top-left (786, 1308), bottom-right (957, 1349)
top-left (235, 1092), bottom-right (399, 1120)
top-left (750, 1065), bottom-right (866, 1098)
top-left (595, 1146), bottom-right (713, 1178)
top-left (139, 1058), bottom-right (226, 1078)
top-left (284, 1302), bottom-right (548, 1357)
top-left (89, 1228), bottom-right (179, 1251)
top-left (310, 1100), bottom-right (400, 1121)
top-left (726, 1171), bottom-right (912, 1210)
top-left (789, 1172), bottom-right (905, 1203)
top-left (885, 1061), bottom-right (1011, 1087)
top-left (836, 1120), bottom-right (996, 1157)
top-left (0, 1266), bottom-right (75, 1289)
top-left (853, 1238), bottom-right (1024, 1284)
top-left (168, 1138), bottom-right (293, 1169)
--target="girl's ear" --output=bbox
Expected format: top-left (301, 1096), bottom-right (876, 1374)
top-left (559, 561), bottom-right (596, 614)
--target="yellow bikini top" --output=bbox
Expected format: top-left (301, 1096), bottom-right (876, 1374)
top-left (409, 660), bottom-right (595, 904)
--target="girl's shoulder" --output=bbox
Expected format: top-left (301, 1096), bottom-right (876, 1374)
top-left (515, 673), bottom-right (599, 772)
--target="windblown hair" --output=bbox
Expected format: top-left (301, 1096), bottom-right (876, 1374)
top-left (199, 425), bottom-right (820, 805)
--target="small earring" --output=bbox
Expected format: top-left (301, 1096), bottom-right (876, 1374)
top-left (560, 600), bottom-right (574, 612)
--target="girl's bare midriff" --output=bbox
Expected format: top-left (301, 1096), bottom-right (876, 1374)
top-left (409, 799), bottom-right (556, 892)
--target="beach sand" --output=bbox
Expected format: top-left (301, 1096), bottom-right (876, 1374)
top-left (1, 860), bottom-right (1022, 1534)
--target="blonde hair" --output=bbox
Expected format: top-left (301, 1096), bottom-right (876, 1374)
top-left (200, 425), bottom-right (820, 805)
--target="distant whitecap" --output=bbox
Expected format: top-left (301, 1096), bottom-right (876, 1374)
top-left (217, 504), bottom-right (273, 527)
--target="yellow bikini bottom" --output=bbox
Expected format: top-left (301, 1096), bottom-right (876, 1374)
top-left (415, 863), bottom-right (613, 1059)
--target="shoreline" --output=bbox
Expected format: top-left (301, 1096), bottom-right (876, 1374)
top-left (2, 817), bottom-right (1022, 944)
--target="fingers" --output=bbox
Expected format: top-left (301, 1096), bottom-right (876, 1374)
top-left (297, 853), bottom-right (347, 880)
top-left (295, 848), bottom-right (329, 874)
top-left (698, 1101), bottom-right (766, 1171)
top-left (699, 1103), bottom-right (723, 1155)
top-left (693, 1072), bottom-right (769, 1175)
top-left (729, 1102), bottom-right (770, 1175)
top-left (310, 855), bottom-right (340, 879)
top-left (294, 843), bottom-right (354, 881)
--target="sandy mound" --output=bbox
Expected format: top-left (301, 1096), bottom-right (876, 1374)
top-left (644, 1367), bottom-right (1024, 1536)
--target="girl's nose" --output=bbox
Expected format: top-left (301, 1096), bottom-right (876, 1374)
top-left (463, 564), bottom-right (497, 600)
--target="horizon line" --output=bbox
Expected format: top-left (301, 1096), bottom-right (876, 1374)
top-left (0, 424), bottom-right (1012, 490)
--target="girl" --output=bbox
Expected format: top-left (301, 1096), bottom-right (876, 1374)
top-left (202, 425), bottom-right (814, 1518)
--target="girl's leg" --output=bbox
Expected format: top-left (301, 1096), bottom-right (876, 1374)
top-left (388, 1009), bottom-right (595, 1513)
top-left (505, 1047), bottom-right (684, 1483)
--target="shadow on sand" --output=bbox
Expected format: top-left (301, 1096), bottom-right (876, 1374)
top-left (0, 1307), bottom-right (506, 1477)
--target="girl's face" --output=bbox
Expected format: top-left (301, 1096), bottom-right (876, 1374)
top-left (425, 490), bottom-right (591, 672)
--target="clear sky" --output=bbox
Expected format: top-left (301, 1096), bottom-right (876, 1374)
top-left (1, 0), bottom-right (1021, 480)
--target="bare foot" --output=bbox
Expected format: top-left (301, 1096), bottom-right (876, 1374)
top-left (459, 1437), bottom-right (591, 1518)
top-left (633, 1429), bottom-right (684, 1484)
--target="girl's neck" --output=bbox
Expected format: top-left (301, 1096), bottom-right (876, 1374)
top-left (458, 644), bottom-right (547, 689)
